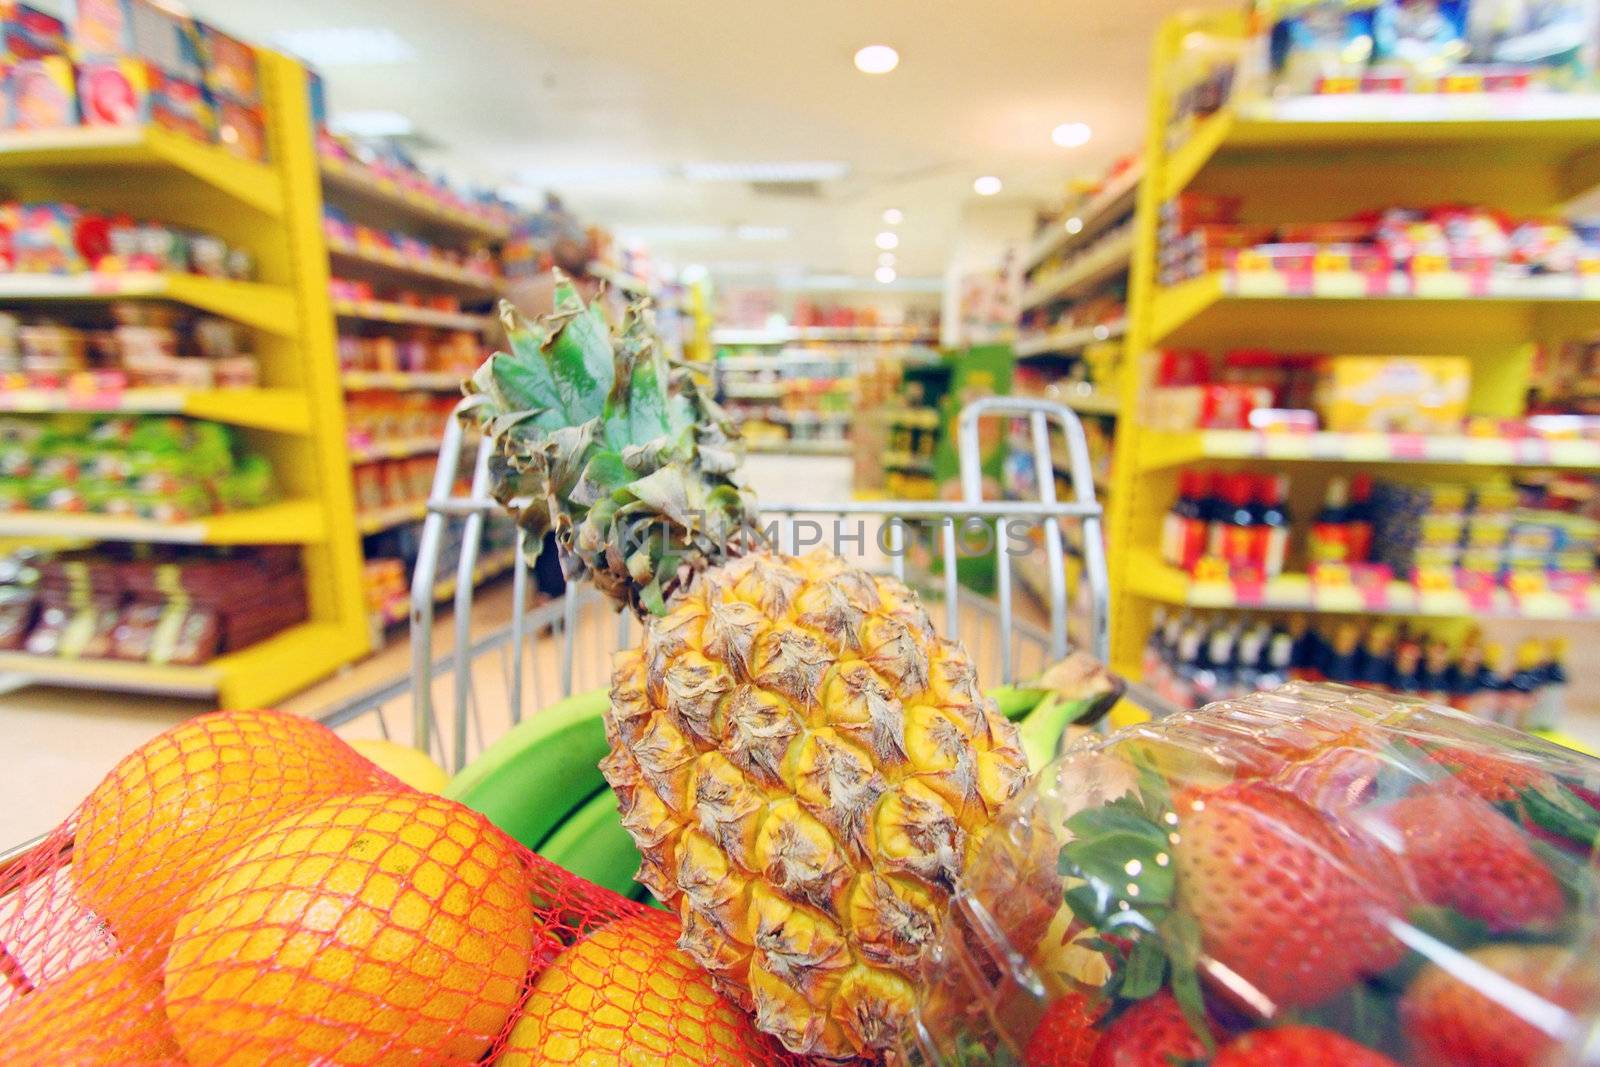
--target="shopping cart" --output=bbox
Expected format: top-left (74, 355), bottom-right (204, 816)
top-left (314, 395), bottom-right (1117, 774)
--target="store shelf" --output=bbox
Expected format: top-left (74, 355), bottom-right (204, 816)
top-left (320, 154), bottom-right (510, 242)
top-left (1015, 319), bottom-right (1125, 358)
top-left (1150, 271), bottom-right (1600, 351)
top-left (0, 621), bottom-right (366, 707)
top-left (0, 498), bottom-right (325, 545)
top-left (0, 273), bottom-right (297, 336)
top-left (1019, 231), bottom-right (1134, 311)
top-left (1023, 165), bottom-right (1143, 272)
top-left (713, 326), bottom-right (938, 345)
top-left (0, 124), bottom-right (283, 216)
top-left (357, 500), bottom-right (427, 535)
top-left (0, 386), bottom-right (309, 433)
top-left (326, 236), bottom-right (501, 297)
top-left (431, 548), bottom-right (518, 602)
top-left (349, 436), bottom-right (444, 463)
top-left (333, 298), bottom-right (491, 331)
top-left (1125, 550), bottom-right (1600, 621)
top-left (1164, 94), bottom-right (1600, 201)
top-left (342, 370), bottom-right (465, 392)
top-left (884, 450), bottom-right (934, 473)
top-left (746, 439), bottom-right (851, 456)
top-left (1055, 385), bottom-right (1120, 418)
top-left (723, 383), bottom-right (784, 400)
top-left (588, 262), bottom-right (652, 296)
top-left (1138, 429), bottom-right (1600, 471)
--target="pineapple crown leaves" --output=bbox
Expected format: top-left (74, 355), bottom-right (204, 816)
top-left (463, 272), bottom-right (759, 617)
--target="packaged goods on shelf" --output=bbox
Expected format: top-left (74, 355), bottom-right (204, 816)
top-left (318, 133), bottom-right (517, 234)
top-left (0, 305), bottom-right (256, 388)
top-left (344, 391), bottom-right (458, 455)
top-left (362, 556), bottom-right (407, 625)
top-left (1141, 605), bottom-right (1570, 729)
top-left (323, 209), bottom-right (500, 283)
top-left (0, 0), bottom-right (270, 159)
top-left (352, 455), bottom-right (433, 521)
top-left (0, 200), bottom-right (253, 278)
top-left (0, 543), bottom-right (307, 665)
top-left (337, 330), bottom-right (479, 376)
top-left (1160, 197), bottom-right (1600, 291)
top-left (0, 414), bottom-right (273, 518)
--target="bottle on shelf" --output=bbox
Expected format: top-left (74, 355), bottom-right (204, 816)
top-left (1143, 606), bottom-right (1171, 680)
top-left (1252, 473), bottom-right (1291, 579)
top-left (1321, 622), bottom-right (1363, 685)
top-left (1391, 630), bottom-right (1424, 696)
top-left (1355, 623), bottom-right (1396, 692)
top-left (1346, 473), bottom-right (1374, 563)
top-left (1506, 640), bottom-right (1546, 731)
top-left (1261, 621), bottom-right (1296, 689)
top-left (1288, 615), bottom-right (1319, 681)
top-left (1418, 637), bottom-right (1454, 705)
top-left (1308, 477), bottom-right (1352, 566)
top-left (1210, 473), bottom-right (1257, 573)
top-left (1162, 473), bottom-right (1208, 570)
top-left (1473, 641), bottom-right (1509, 723)
top-left (1234, 620), bottom-right (1269, 693)
top-left (1450, 638), bottom-right (1483, 712)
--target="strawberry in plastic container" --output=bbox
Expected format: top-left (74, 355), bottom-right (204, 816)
top-left (902, 682), bottom-right (1600, 1067)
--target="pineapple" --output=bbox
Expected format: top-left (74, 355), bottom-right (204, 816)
top-left (467, 276), bottom-right (1029, 1060)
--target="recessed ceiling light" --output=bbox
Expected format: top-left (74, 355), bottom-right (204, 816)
top-left (854, 44), bottom-right (899, 74)
top-left (1051, 122), bottom-right (1093, 148)
top-left (875, 231), bottom-right (900, 250)
top-left (270, 27), bottom-right (416, 66)
top-left (875, 266), bottom-right (898, 284)
top-left (1064, 216), bottom-right (1084, 234)
top-left (973, 176), bottom-right (1002, 196)
top-left (882, 208), bottom-right (904, 225)
top-left (328, 110), bottom-right (414, 138)
top-left (683, 160), bottom-right (850, 182)
top-left (878, 252), bottom-right (897, 267)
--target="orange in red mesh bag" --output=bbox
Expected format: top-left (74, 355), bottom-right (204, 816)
top-left (501, 909), bottom-right (767, 1065)
top-left (72, 709), bottom-right (385, 960)
top-left (162, 789), bottom-right (547, 1065)
top-left (0, 953), bottom-right (178, 1062)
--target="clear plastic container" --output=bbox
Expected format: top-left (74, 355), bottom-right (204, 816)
top-left (906, 682), bottom-right (1600, 1066)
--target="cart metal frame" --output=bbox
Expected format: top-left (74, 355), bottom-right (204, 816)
top-left (322, 395), bottom-right (1113, 773)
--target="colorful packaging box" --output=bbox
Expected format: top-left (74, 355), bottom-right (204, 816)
top-left (0, 2), bottom-right (66, 61)
top-left (67, 0), bottom-right (202, 81)
top-left (215, 97), bottom-right (265, 161)
top-left (1315, 355), bottom-right (1471, 433)
top-left (6, 56), bottom-right (77, 129)
top-left (194, 21), bottom-right (257, 105)
top-left (77, 57), bottom-right (213, 142)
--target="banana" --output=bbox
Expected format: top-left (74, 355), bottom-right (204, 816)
top-left (537, 787), bottom-right (644, 898)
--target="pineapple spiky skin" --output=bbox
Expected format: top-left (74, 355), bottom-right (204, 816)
top-left (600, 549), bottom-right (1030, 1060)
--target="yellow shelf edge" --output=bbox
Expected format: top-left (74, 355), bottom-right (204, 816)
top-left (1138, 429), bottom-right (1600, 471)
top-left (320, 155), bottom-right (511, 242)
top-left (349, 436), bottom-right (444, 463)
top-left (357, 501), bottom-right (427, 536)
top-left (0, 125), bottom-right (283, 217)
top-left (1015, 319), bottom-right (1126, 358)
top-left (326, 236), bottom-right (501, 295)
top-left (0, 273), bottom-right (297, 336)
top-left (0, 498), bottom-right (326, 545)
top-left (0, 386), bottom-right (310, 433)
top-left (332, 297), bottom-right (491, 332)
top-left (342, 370), bottom-right (464, 392)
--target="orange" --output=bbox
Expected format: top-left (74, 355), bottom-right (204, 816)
top-left (499, 910), bottom-right (767, 1066)
top-left (73, 709), bottom-right (382, 964)
top-left (163, 790), bottom-right (542, 1066)
top-left (0, 954), bottom-right (179, 1065)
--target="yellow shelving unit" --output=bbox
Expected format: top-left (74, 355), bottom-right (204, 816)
top-left (1106, 11), bottom-right (1600, 677)
top-left (0, 53), bottom-right (370, 705)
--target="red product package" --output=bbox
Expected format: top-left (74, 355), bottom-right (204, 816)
top-left (0, 2), bottom-right (66, 61)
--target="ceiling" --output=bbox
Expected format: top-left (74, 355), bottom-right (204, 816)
top-left (183, 0), bottom-right (1218, 287)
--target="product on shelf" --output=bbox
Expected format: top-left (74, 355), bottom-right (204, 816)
top-left (337, 329), bottom-right (480, 375)
top-left (329, 276), bottom-right (472, 314)
top-left (0, 544), bottom-right (307, 665)
top-left (352, 454), bottom-right (433, 518)
top-left (0, 0), bottom-right (270, 159)
top-left (0, 199), bottom-right (255, 278)
top-left (322, 209), bottom-right (499, 281)
top-left (318, 133), bottom-right (516, 232)
top-left (0, 414), bottom-right (274, 518)
top-left (344, 391), bottom-right (458, 452)
top-left (918, 681), bottom-right (1600, 1063)
top-left (0, 304), bottom-right (257, 388)
top-left (1160, 196), bottom-right (1600, 293)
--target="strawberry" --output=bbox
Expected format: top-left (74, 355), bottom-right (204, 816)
top-left (1173, 781), bottom-right (1402, 1011)
top-left (1401, 945), bottom-right (1600, 1067)
top-left (1384, 788), bottom-right (1564, 932)
top-left (1425, 746), bottom-right (1553, 803)
top-left (1211, 1026), bottom-right (1400, 1067)
top-left (1024, 991), bottom-right (1104, 1067)
top-left (1086, 991), bottom-right (1209, 1067)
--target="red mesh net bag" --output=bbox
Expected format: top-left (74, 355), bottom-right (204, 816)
top-left (0, 709), bottom-right (822, 1066)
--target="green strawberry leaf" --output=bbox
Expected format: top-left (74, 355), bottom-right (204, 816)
top-left (1119, 936), bottom-right (1167, 999)
top-left (1159, 911), bottom-right (1214, 1056)
top-left (1059, 798), bottom-right (1175, 932)
top-left (1515, 786), bottom-right (1600, 854)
